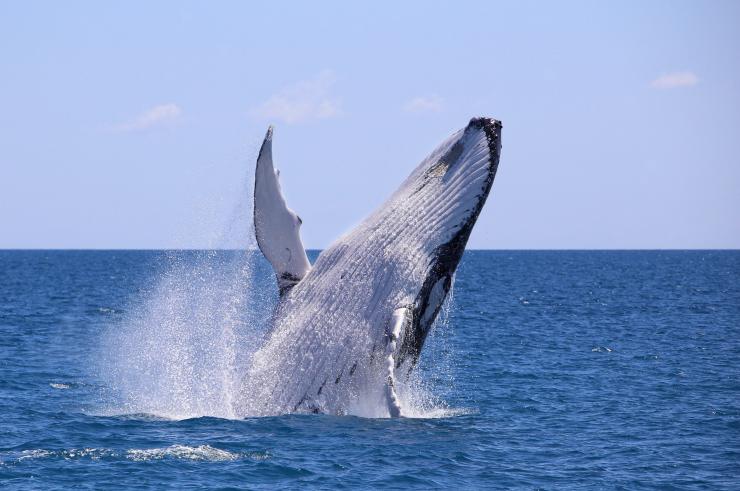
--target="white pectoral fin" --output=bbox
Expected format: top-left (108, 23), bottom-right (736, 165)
top-left (384, 306), bottom-right (412, 418)
top-left (254, 126), bottom-right (311, 295)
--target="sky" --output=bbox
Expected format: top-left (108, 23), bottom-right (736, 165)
top-left (1, 1), bottom-right (738, 249)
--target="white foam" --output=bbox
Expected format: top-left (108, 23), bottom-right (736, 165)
top-left (591, 346), bottom-right (613, 352)
top-left (126, 445), bottom-right (240, 462)
top-left (16, 449), bottom-right (53, 461)
top-left (1, 446), bottom-right (265, 464)
top-left (1, 448), bottom-right (114, 464)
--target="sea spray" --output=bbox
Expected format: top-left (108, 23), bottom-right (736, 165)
top-left (99, 249), bottom-right (276, 419)
top-left (396, 280), bottom-right (459, 418)
top-left (95, 161), bottom-right (278, 419)
top-left (98, 249), bottom-right (459, 419)
top-left (96, 161), bottom-right (460, 419)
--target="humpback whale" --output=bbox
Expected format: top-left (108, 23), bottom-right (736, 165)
top-left (240, 117), bottom-right (502, 417)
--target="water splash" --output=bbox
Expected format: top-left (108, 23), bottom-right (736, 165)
top-left (99, 249), bottom-right (275, 420)
top-left (98, 248), bottom-right (460, 419)
top-left (97, 250), bottom-right (464, 420)
top-left (97, 163), bottom-right (461, 420)
top-left (398, 283), bottom-right (462, 419)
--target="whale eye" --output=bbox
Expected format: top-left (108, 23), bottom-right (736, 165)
top-left (296, 215), bottom-right (303, 225)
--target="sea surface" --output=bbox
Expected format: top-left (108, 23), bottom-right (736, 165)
top-left (0, 250), bottom-right (738, 489)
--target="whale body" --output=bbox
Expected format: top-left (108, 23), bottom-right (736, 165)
top-left (239, 117), bottom-right (502, 417)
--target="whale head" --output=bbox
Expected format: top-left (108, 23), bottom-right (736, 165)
top-left (402, 117), bottom-right (502, 245)
top-left (377, 117), bottom-right (503, 367)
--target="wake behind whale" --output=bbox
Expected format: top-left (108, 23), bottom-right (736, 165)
top-left (101, 117), bottom-right (502, 419)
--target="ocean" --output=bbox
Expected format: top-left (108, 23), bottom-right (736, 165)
top-left (0, 250), bottom-right (737, 489)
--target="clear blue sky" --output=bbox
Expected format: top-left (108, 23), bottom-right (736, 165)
top-left (1, 1), bottom-right (738, 249)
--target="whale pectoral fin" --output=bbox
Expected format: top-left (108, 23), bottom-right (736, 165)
top-left (384, 306), bottom-right (412, 418)
top-left (254, 126), bottom-right (311, 296)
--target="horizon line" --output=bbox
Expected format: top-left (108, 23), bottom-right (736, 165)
top-left (1, 248), bottom-right (738, 252)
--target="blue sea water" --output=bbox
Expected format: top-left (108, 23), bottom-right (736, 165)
top-left (0, 250), bottom-right (738, 489)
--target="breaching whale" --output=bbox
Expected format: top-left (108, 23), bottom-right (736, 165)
top-left (240, 117), bottom-right (502, 417)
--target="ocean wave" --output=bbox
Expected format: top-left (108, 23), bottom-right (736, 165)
top-left (0, 445), bottom-right (268, 465)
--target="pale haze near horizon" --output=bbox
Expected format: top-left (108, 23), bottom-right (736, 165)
top-left (1, 1), bottom-right (738, 249)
